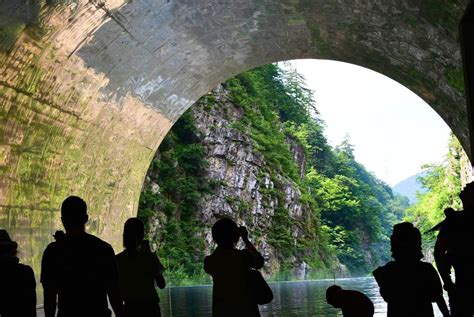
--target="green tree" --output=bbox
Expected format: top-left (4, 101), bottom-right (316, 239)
top-left (405, 133), bottom-right (465, 247)
top-left (139, 63), bottom-right (412, 282)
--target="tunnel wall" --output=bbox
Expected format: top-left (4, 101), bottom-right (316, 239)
top-left (0, 0), bottom-right (470, 257)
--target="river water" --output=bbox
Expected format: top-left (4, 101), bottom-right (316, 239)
top-left (36, 277), bottom-right (447, 316)
top-left (155, 277), bottom-right (446, 317)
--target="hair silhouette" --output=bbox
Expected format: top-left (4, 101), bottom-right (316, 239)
top-left (212, 217), bottom-right (240, 248)
top-left (390, 222), bottom-right (423, 261)
top-left (123, 217), bottom-right (145, 252)
top-left (326, 285), bottom-right (374, 317)
top-left (60, 195), bottom-right (88, 230)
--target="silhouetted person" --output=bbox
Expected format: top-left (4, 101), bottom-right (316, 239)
top-left (116, 218), bottom-right (165, 317)
top-left (373, 222), bottom-right (450, 317)
top-left (41, 196), bottom-right (124, 317)
top-left (426, 208), bottom-right (455, 234)
top-left (435, 182), bottom-right (474, 317)
top-left (326, 285), bottom-right (374, 317)
top-left (0, 229), bottom-right (36, 317)
top-left (204, 218), bottom-right (264, 317)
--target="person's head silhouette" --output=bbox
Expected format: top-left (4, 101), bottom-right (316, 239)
top-left (61, 196), bottom-right (88, 232)
top-left (390, 222), bottom-right (423, 261)
top-left (212, 218), bottom-right (239, 249)
top-left (326, 285), bottom-right (343, 307)
top-left (0, 229), bottom-right (18, 257)
top-left (123, 217), bottom-right (145, 252)
top-left (459, 182), bottom-right (474, 209)
top-left (326, 284), bottom-right (374, 316)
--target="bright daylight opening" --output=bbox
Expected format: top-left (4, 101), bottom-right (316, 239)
top-left (137, 59), bottom-right (470, 316)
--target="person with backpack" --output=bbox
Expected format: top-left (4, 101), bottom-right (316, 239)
top-left (204, 218), bottom-right (266, 317)
top-left (435, 182), bottom-right (474, 317)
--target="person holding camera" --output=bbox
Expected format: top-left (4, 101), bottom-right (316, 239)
top-left (204, 218), bottom-right (265, 317)
top-left (116, 218), bottom-right (165, 317)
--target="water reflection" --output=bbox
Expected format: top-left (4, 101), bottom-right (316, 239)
top-left (157, 277), bottom-right (446, 317)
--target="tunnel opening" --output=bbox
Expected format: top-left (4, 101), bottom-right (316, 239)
top-left (137, 59), bottom-right (471, 286)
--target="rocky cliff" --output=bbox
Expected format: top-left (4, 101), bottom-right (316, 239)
top-left (143, 85), bottom-right (329, 280)
top-left (139, 64), bottom-right (409, 283)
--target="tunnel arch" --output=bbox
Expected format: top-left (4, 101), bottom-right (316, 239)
top-left (0, 0), bottom-right (470, 253)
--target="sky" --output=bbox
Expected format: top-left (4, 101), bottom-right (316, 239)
top-left (284, 59), bottom-right (451, 187)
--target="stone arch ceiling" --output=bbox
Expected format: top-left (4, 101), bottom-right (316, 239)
top-left (0, 0), bottom-right (470, 253)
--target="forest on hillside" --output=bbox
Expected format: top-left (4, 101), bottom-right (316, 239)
top-left (404, 133), bottom-right (469, 250)
top-left (138, 64), bottom-right (421, 285)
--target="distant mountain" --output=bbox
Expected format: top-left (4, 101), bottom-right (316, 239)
top-left (393, 172), bottom-right (427, 204)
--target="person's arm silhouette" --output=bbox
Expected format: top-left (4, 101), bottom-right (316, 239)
top-left (41, 246), bottom-right (58, 317)
top-left (104, 245), bottom-right (124, 317)
top-left (155, 273), bottom-right (166, 289)
top-left (204, 255), bottom-right (214, 275)
top-left (108, 286), bottom-right (124, 317)
top-left (427, 261), bottom-right (451, 317)
top-left (434, 229), bottom-right (454, 293)
top-left (142, 240), bottom-right (166, 289)
top-left (24, 266), bottom-right (37, 317)
top-left (239, 226), bottom-right (264, 269)
top-left (42, 279), bottom-right (57, 316)
top-left (436, 296), bottom-right (451, 317)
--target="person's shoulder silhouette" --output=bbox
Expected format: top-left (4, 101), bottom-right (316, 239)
top-left (326, 285), bottom-right (374, 317)
top-left (0, 229), bottom-right (36, 317)
top-left (41, 196), bottom-right (123, 317)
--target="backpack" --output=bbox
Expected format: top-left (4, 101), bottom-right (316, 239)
top-left (247, 268), bottom-right (273, 305)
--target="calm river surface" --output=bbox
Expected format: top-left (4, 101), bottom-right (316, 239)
top-left (155, 277), bottom-right (446, 317)
top-left (37, 277), bottom-right (446, 316)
